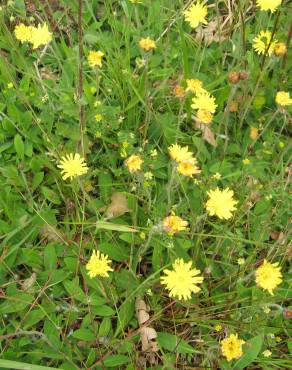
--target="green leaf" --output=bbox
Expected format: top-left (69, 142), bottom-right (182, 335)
top-left (63, 278), bottom-right (88, 304)
top-left (41, 186), bottom-right (61, 205)
top-left (92, 305), bottom-right (115, 317)
top-left (0, 359), bottom-right (59, 370)
top-left (233, 335), bottom-right (263, 369)
top-left (96, 221), bottom-right (137, 233)
top-left (157, 332), bottom-right (198, 354)
top-left (72, 328), bottom-right (95, 341)
top-left (44, 244), bottom-right (57, 271)
top-left (103, 355), bottom-right (130, 367)
top-left (14, 134), bottom-right (25, 159)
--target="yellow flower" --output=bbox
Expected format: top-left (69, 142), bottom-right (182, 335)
top-left (14, 23), bottom-right (33, 43)
top-left (250, 127), bottom-right (259, 140)
top-left (196, 109), bottom-right (213, 124)
top-left (255, 259), bottom-right (283, 295)
top-left (95, 113), bottom-right (103, 122)
top-left (177, 159), bottom-right (201, 177)
top-left (275, 91), bottom-right (292, 106)
top-left (88, 50), bottom-right (104, 67)
top-left (221, 334), bottom-right (245, 362)
top-left (184, 2), bottom-right (208, 29)
top-left (191, 91), bottom-right (217, 114)
top-left (130, 0), bottom-right (143, 3)
top-left (212, 172), bottom-right (221, 180)
top-left (86, 250), bottom-right (113, 278)
top-left (242, 158), bottom-right (250, 165)
top-left (139, 37), bottom-right (156, 51)
top-left (256, 0), bottom-right (281, 12)
top-left (274, 42), bottom-right (287, 56)
top-left (125, 154), bottom-right (143, 173)
top-left (206, 187), bottom-right (238, 220)
top-left (58, 153), bottom-right (88, 181)
top-left (215, 324), bottom-right (222, 332)
top-left (163, 214), bottom-right (188, 235)
top-left (253, 30), bottom-right (277, 56)
top-left (150, 149), bottom-right (158, 157)
top-left (186, 79), bottom-right (205, 94)
top-left (30, 23), bottom-right (52, 49)
top-left (161, 258), bottom-right (204, 300)
top-left (168, 144), bottom-right (193, 163)
top-left (262, 349), bottom-right (272, 357)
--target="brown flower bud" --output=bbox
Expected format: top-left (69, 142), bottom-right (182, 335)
top-left (229, 101), bottom-right (238, 113)
top-left (239, 71), bottom-right (248, 80)
top-left (228, 72), bottom-right (240, 84)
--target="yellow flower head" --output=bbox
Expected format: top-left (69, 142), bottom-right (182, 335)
top-left (191, 91), bottom-right (217, 114)
top-left (86, 250), bottom-right (113, 278)
top-left (186, 79), bottom-right (205, 94)
top-left (250, 127), bottom-right (259, 140)
top-left (256, 0), bottom-right (281, 12)
top-left (221, 334), bottom-right (245, 362)
top-left (139, 37), bottom-right (156, 51)
top-left (177, 158), bottom-right (201, 177)
top-left (95, 113), bottom-right (103, 122)
top-left (161, 258), bottom-right (204, 300)
top-left (262, 349), bottom-right (272, 357)
top-left (30, 23), bottom-right (52, 49)
top-left (253, 30), bottom-right (277, 56)
top-left (242, 158), bottom-right (250, 165)
top-left (14, 23), bottom-right (33, 43)
top-left (168, 144), bottom-right (193, 163)
top-left (125, 154), bottom-right (143, 173)
top-left (206, 187), bottom-right (238, 220)
top-left (184, 2), bottom-right (208, 29)
top-left (88, 50), bottom-right (104, 67)
top-left (163, 214), bottom-right (188, 235)
top-left (275, 91), bottom-right (292, 106)
top-left (255, 259), bottom-right (283, 295)
top-left (196, 109), bottom-right (213, 124)
top-left (274, 42), bottom-right (287, 56)
top-left (57, 153), bottom-right (88, 181)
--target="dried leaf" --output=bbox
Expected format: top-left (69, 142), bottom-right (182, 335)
top-left (99, 192), bottom-right (130, 220)
top-left (195, 121), bottom-right (217, 147)
top-left (21, 273), bottom-right (36, 291)
top-left (39, 224), bottom-right (65, 242)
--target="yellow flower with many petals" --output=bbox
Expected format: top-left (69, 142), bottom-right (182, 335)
top-left (88, 50), bottom-right (104, 67)
top-left (191, 91), bottom-right (217, 114)
top-left (274, 42), bottom-right (287, 56)
top-left (58, 153), bottom-right (88, 181)
top-left (184, 2), bottom-right (208, 29)
top-left (253, 30), bottom-right (277, 56)
top-left (186, 79), bottom-right (205, 94)
top-left (177, 159), bottom-right (201, 177)
top-left (139, 37), bottom-right (156, 51)
top-left (206, 187), bottom-right (238, 220)
top-left (221, 334), bottom-right (245, 362)
top-left (255, 259), bottom-right (283, 295)
top-left (168, 144), bottom-right (193, 163)
top-left (250, 127), bottom-right (259, 140)
top-left (163, 214), bottom-right (188, 235)
top-left (125, 154), bottom-right (143, 173)
top-left (256, 0), bottom-right (281, 12)
top-left (30, 23), bottom-right (52, 49)
top-left (161, 259), bottom-right (204, 300)
top-left (196, 109), bottom-right (213, 124)
top-left (86, 250), bottom-right (113, 278)
top-left (275, 91), bottom-right (292, 106)
top-left (14, 23), bottom-right (33, 43)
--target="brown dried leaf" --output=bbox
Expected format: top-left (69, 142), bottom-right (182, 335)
top-left (100, 192), bottom-right (130, 220)
top-left (195, 19), bottom-right (228, 45)
top-left (21, 273), bottom-right (36, 291)
top-left (195, 121), bottom-right (217, 147)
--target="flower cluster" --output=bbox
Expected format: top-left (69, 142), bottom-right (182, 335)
top-left (14, 23), bottom-right (52, 49)
top-left (168, 144), bottom-right (201, 177)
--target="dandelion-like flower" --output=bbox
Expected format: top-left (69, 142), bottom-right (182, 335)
top-left (256, 0), bottom-right (281, 12)
top-left (184, 2), bottom-right (208, 29)
top-left (275, 91), bottom-right (292, 106)
top-left (255, 259), bottom-right (283, 295)
top-left (250, 127), bottom-right (259, 140)
top-left (163, 214), bottom-right (188, 235)
top-left (253, 30), bottom-right (277, 56)
top-left (191, 91), bottom-right (217, 114)
top-left (58, 153), bottom-right (88, 181)
top-left (168, 144), bottom-right (193, 162)
top-left (177, 159), bottom-right (201, 177)
top-left (88, 50), bottom-right (104, 67)
top-left (196, 109), bottom-right (213, 124)
top-left (186, 79), bottom-right (205, 94)
top-left (221, 334), bottom-right (245, 362)
top-left (30, 23), bottom-right (52, 49)
top-left (14, 23), bottom-right (33, 43)
top-left (206, 187), bottom-right (238, 220)
top-left (274, 42), bottom-right (287, 56)
top-left (86, 250), bottom-right (113, 278)
top-left (161, 259), bottom-right (204, 300)
top-left (139, 37), bottom-right (156, 51)
top-left (125, 154), bottom-right (143, 173)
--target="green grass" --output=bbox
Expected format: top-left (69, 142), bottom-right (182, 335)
top-left (0, 0), bottom-right (291, 369)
